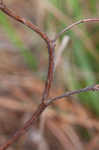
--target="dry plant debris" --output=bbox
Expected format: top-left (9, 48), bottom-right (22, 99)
top-left (0, 1), bottom-right (99, 150)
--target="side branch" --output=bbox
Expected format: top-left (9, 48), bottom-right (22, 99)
top-left (0, 1), bottom-right (99, 150)
top-left (0, 3), bottom-right (54, 102)
top-left (47, 84), bottom-right (99, 105)
top-left (53, 18), bottom-right (99, 41)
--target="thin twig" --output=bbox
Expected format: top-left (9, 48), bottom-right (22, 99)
top-left (53, 18), bottom-right (99, 42)
top-left (0, 1), bottom-right (99, 150)
top-left (0, 2), bottom-right (54, 102)
top-left (0, 103), bottom-right (47, 150)
top-left (0, 84), bottom-right (98, 150)
top-left (0, 1), bottom-right (54, 150)
top-left (46, 84), bottom-right (99, 105)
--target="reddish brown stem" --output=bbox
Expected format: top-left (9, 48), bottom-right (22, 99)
top-left (0, 84), bottom-right (99, 150)
top-left (46, 84), bottom-right (99, 105)
top-left (0, 103), bottom-right (47, 150)
top-left (0, 2), bottom-right (54, 150)
top-left (0, 1), bottom-right (99, 150)
top-left (0, 3), bottom-right (54, 102)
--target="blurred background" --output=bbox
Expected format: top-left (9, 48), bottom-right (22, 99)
top-left (0, 0), bottom-right (99, 150)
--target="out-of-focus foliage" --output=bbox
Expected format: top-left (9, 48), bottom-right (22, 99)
top-left (0, 0), bottom-right (99, 113)
top-left (0, 0), bottom-right (99, 150)
top-left (46, 0), bottom-right (99, 115)
top-left (0, 11), bottom-right (38, 70)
